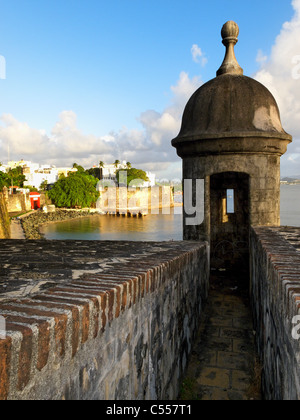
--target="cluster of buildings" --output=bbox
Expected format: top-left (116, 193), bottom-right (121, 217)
top-left (0, 160), bottom-right (77, 190)
top-left (99, 161), bottom-right (156, 187)
top-left (0, 160), bottom-right (156, 190)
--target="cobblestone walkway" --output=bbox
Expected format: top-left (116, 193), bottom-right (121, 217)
top-left (10, 219), bottom-right (25, 239)
top-left (180, 270), bottom-right (261, 400)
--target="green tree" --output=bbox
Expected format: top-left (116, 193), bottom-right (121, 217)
top-left (85, 167), bottom-right (100, 179)
top-left (48, 171), bottom-right (100, 208)
top-left (24, 185), bottom-right (39, 192)
top-left (98, 161), bottom-right (105, 181)
top-left (116, 168), bottom-right (149, 187)
top-left (72, 163), bottom-right (85, 173)
top-left (7, 166), bottom-right (26, 187)
top-left (0, 172), bottom-right (9, 190)
top-left (114, 160), bottom-right (120, 168)
top-left (0, 166), bottom-right (26, 189)
top-left (40, 180), bottom-right (48, 191)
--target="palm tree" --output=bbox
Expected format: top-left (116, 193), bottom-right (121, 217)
top-left (114, 160), bottom-right (120, 168)
top-left (126, 162), bottom-right (132, 169)
top-left (99, 161), bottom-right (105, 180)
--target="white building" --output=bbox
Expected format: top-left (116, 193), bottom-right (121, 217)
top-left (7, 159), bottom-right (34, 170)
top-left (21, 163), bottom-right (77, 189)
top-left (100, 161), bottom-right (156, 187)
top-left (100, 161), bottom-right (128, 182)
top-left (23, 166), bottom-right (59, 189)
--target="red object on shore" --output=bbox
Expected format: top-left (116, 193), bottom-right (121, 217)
top-left (29, 192), bottom-right (41, 210)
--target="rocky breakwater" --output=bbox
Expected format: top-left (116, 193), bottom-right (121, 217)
top-left (21, 209), bottom-right (94, 239)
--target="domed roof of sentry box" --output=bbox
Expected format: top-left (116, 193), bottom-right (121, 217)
top-left (172, 21), bottom-right (292, 149)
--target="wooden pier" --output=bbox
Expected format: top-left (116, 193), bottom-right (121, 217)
top-left (105, 207), bottom-right (148, 217)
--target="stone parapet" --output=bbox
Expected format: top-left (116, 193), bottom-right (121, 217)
top-left (0, 191), bottom-right (10, 239)
top-left (0, 240), bottom-right (209, 400)
top-left (250, 226), bottom-right (300, 400)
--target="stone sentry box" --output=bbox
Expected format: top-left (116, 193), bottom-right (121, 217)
top-left (172, 21), bottom-right (292, 269)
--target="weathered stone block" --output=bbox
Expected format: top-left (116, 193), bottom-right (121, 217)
top-left (250, 227), bottom-right (300, 400)
top-left (0, 240), bottom-right (209, 400)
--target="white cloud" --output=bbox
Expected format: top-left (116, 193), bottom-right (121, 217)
top-left (253, 0), bottom-right (300, 175)
top-left (138, 71), bottom-right (202, 150)
top-left (51, 110), bottom-right (77, 134)
top-left (112, 72), bottom-right (201, 177)
top-left (191, 44), bottom-right (208, 67)
top-left (0, 114), bottom-right (50, 156)
top-left (0, 111), bottom-right (116, 167)
top-left (171, 71), bottom-right (202, 109)
top-left (256, 49), bottom-right (268, 65)
top-left (0, 71), bottom-right (202, 179)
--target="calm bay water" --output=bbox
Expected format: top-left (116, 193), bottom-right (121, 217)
top-left (41, 209), bottom-right (183, 241)
top-left (280, 184), bottom-right (300, 227)
top-left (41, 185), bottom-right (300, 241)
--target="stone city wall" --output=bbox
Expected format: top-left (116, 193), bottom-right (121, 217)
top-left (250, 227), bottom-right (300, 400)
top-left (0, 240), bottom-right (209, 400)
top-left (7, 192), bottom-right (31, 214)
top-left (97, 186), bottom-right (175, 214)
top-left (6, 191), bottom-right (51, 214)
top-left (0, 191), bottom-right (10, 239)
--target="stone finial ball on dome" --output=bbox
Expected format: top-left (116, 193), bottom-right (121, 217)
top-left (221, 21), bottom-right (240, 45)
top-left (217, 20), bottom-right (243, 76)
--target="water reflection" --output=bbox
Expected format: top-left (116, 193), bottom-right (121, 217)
top-left (41, 210), bottom-right (183, 241)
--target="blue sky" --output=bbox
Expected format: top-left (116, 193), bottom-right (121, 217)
top-left (0, 0), bottom-right (299, 178)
